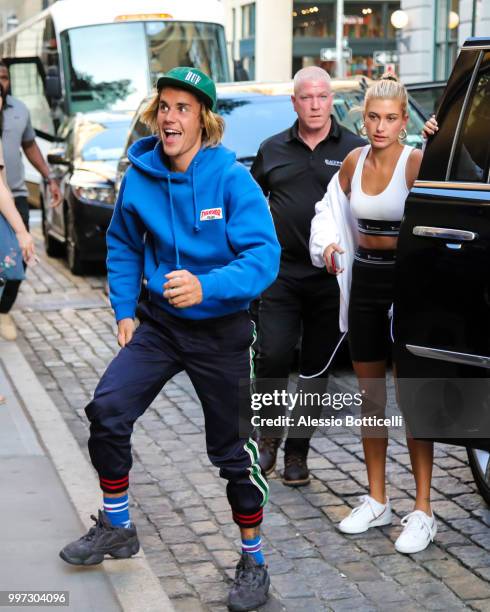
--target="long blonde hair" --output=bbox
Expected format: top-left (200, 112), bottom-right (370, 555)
top-left (363, 73), bottom-right (409, 116)
top-left (141, 91), bottom-right (225, 147)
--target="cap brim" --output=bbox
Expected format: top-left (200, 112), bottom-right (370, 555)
top-left (156, 76), bottom-right (214, 110)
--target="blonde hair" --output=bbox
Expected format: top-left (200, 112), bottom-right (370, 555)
top-left (141, 90), bottom-right (225, 147)
top-left (363, 73), bottom-right (409, 116)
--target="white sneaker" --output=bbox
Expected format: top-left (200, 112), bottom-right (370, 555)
top-left (395, 510), bottom-right (437, 554)
top-left (0, 313), bottom-right (17, 341)
top-left (338, 495), bottom-right (392, 534)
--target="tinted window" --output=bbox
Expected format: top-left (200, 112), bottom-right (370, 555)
top-left (219, 96), bottom-right (296, 160)
top-left (408, 85), bottom-right (446, 116)
top-left (419, 50), bottom-right (481, 181)
top-left (450, 51), bottom-right (490, 183)
top-left (217, 92), bottom-right (425, 161)
top-left (333, 91), bottom-right (425, 149)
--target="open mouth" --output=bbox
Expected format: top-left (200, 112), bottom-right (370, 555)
top-left (163, 129), bottom-right (182, 143)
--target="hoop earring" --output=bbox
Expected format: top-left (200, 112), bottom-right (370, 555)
top-left (399, 128), bottom-right (407, 141)
top-left (360, 123), bottom-right (367, 137)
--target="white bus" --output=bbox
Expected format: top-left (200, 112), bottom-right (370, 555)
top-left (0, 0), bottom-right (230, 203)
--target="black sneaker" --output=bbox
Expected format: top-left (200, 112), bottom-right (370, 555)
top-left (228, 553), bottom-right (270, 612)
top-left (59, 510), bottom-right (140, 566)
top-left (283, 454), bottom-right (310, 486)
top-left (258, 437), bottom-right (280, 475)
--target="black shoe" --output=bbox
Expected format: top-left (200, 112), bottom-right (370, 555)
top-left (282, 454), bottom-right (310, 486)
top-left (227, 553), bottom-right (270, 612)
top-left (258, 437), bottom-right (280, 475)
top-left (59, 510), bottom-right (140, 566)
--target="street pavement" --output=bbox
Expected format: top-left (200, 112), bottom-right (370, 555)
top-left (0, 344), bottom-right (121, 611)
top-left (5, 220), bottom-right (490, 612)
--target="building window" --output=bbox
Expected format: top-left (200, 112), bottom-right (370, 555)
top-left (241, 3), bottom-right (256, 39)
top-left (343, 3), bottom-right (384, 38)
top-left (435, 0), bottom-right (459, 80)
top-left (293, 3), bottom-right (335, 37)
top-left (293, 1), bottom-right (399, 78)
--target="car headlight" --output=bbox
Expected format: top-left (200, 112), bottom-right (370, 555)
top-left (73, 185), bottom-right (115, 205)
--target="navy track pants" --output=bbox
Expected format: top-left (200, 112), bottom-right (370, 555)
top-left (85, 301), bottom-right (268, 528)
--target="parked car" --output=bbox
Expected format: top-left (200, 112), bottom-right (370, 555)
top-left (42, 111), bottom-right (132, 274)
top-left (394, 38), bottom-right (490, 503)
top-left (116, 78), bottom-right (427, 189)
top-left (407, 81), bottom-right (447, 118)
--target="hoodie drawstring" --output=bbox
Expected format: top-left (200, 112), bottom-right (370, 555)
top-left (167, 175), bottom-right (182, 270)
top-left (192, 161), bottom-right (201, 233)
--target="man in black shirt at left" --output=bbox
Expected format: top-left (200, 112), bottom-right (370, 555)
top-left (251, 66), bottom-right (364, 485)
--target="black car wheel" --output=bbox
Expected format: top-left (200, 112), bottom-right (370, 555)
top-left (41, 197), bottom-right (65, 258)
top-left (65, 205), bottom-right (85, 275)
top-left (467, 448), bottom-right (490, 506)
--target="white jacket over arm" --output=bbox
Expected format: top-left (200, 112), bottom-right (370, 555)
top-left (309, 171), bottom-right (358, 333)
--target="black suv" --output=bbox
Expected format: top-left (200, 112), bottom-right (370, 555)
top-left (42, 111), bottom-right (132, 274)
top-left (394, 38), bottom-right (490, 503)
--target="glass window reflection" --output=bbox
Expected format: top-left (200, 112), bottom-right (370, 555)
top-left (63, 23), bottom-right (149, 114)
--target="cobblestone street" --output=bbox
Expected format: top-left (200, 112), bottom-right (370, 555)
top-left (9, 222), bottom-right (490, 612)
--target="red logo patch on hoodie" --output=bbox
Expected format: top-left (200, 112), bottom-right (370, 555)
top-left (200, 208), bottom-right (223, 221)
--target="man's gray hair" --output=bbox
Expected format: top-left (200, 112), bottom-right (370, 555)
top-left (293, 66), bottom-right (331, 93)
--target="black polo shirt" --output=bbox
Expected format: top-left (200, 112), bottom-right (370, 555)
top-left (251, 116), bottom-right (365, 269)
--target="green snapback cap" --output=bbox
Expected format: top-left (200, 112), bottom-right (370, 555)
top-left (156, 67), bottom-right (217, 111)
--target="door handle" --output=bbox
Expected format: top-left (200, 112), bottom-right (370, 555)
top-left (406, 344), bottom-right (490, 369)
top-left (413, 226), bottom-right (477, 241)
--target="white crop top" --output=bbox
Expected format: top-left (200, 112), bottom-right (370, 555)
top-left (350, 144), bottom-right (413, 225)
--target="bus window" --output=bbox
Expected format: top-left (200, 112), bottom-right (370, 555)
top-left (9, 62), bottom-right (55, 137)
top-left (62, 22), bottom-right (150, 114)
top-left (146, 21), bottom-right (228, 83)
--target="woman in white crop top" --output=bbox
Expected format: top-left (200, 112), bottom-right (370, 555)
top-left (313, 75), bottom-right (438, 554)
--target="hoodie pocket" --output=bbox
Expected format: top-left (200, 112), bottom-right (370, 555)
top-left (147, 263), bottom-right (169, 298)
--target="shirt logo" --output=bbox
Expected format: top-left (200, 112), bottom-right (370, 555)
top-left (200, 208), bottom-right (223, 221)
top-left (185, 71), bottom-right (201, 85)
top-left (325, 159), bottom-right (342, 167)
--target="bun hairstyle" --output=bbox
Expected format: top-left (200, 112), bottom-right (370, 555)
top-left (363, 71), bottom-right (409, 116)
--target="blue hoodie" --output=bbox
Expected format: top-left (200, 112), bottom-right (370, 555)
top-left (107, 136), bottom-right (280, 321)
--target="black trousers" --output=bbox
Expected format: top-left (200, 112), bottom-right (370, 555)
top-left (0, 196), bottom-right (29, 314)
top-left (86, 301), bottom-right (268, 528)
top-left (255, 262), bottom-right (344, 456)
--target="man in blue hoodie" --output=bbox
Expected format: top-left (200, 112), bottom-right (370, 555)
top-left (59, 67), bottom-right (280, 612)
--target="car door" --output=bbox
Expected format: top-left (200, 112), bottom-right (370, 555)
top-left (394, 41), bottom-right (490, 452)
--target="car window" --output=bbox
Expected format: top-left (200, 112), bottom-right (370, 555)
top-left (126, 87), bottom-right (426, 161)
top-left (419, 50), bottom-right (481, 181)
top-left (77, 120), bottom-right (131, 162)
top-left (334, 91), bottom-right (425, 149)
top-left (127, 116), bottom-right (151, 149)
top-left (219, 96), bottom-right (297, 161)
top-left (408, 85), bottom-right (446, 117)
top-left (450, 51), bottom-right (490, 183)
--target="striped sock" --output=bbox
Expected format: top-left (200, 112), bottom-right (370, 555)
top-left (103, 493), bottom-right (131, 528)
top-left (242, 536), bottom-right (265, 565)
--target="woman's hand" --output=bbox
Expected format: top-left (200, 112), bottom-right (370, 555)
top-left (15, 229), bottom-right (35, 263)
top-left (323, 243), bottom-right (344, 275)
top-left (422, 115), bottom-right (439, 139)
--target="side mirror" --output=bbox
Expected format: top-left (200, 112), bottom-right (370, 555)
top-left (47, 145), bottom-right (69, 165)
top-left (45, 67), bottom-right (62, 100)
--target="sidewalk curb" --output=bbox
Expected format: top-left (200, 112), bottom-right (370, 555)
top-left (1, 341), bottom-right (175, 612)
